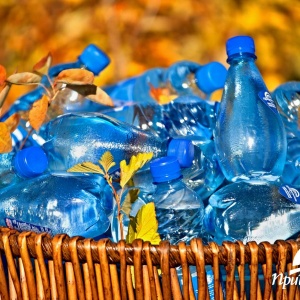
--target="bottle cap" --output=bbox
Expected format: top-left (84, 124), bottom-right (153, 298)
top-left (195, 62), bottom-right (227, 94)
top-left (150, 156), bottom-right (181, 183)
top-left (78, 44), bottom-right (110, 75)
top-left (167, 138), bottom-right (194, 168)
top-left (226, 35), bottom-right (256, 57)
top-left (14, 146), bottom-right (48, 178)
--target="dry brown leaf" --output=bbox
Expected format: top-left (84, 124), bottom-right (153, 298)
top-left (54, 69), bottom-right (94, 85)
top-left (6, 72), bottom-right (42, 85)
top-left (87, 87), bottom-right (114, 106)
top-left (0, 122), bottom-right (12, 153)
top-left (33, 52), bottom-right (53, 75)
top-left (0, 65), bottom-right (7, 87)
top-left (4, 113), bottom-right (20, 133)
top-left (29, 95), bottom-right (49, 131)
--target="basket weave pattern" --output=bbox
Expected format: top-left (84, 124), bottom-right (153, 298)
top-left (0, 227), bottom-right (299, 299)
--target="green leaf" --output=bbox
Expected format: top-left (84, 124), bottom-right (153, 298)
top-left (126, 202), bottom-right (161, 245)
top-left (98, 151), bottom-right (116, 173)
top-left (121, 188), bottom-right (140, 216)
top-left (120, 152), bottom-right (153, 188)
top-left (67, 161), bottom-right (104, 175)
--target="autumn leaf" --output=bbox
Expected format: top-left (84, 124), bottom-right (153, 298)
top-left (120, 152), bottom-right (153, 188)
top-left (28, 95), bottom-right (49, 131)
top-left (4, 113), bottom-right (20, 133)
top-left (0, 65), bottom-right (7, 87)
top-left (54, 69), bottom-right (94, 85)
top-left (33, 52), bottom-right (53, 75)
top-left (86, 87), bottom-right (114, 107)
top-left (126, 202), bottom-right (161, 245)
top-left (0, 85), bottom-right (12, 109)
top-left (149, 83), bottom-right (177, 105)
top-left (98, 151), bottom-right (116, 173)
top-left (0, 122), bottom-right (12, 153)
top-left (67, 161), bottom-right (104, 175)
top-left (121, 188), bottom-right (140, 216)
top-left (6, 72), bottom-right (42, 85)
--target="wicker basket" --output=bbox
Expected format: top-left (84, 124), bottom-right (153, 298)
top-left (0, 226), bottom-right (299, 300)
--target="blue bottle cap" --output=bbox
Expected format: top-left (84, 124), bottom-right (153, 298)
top-left (226, 35), bottom-right (256, 57)
top-left (78, 44), bottom-right (110, 75)
top-left (167, 138), bottom-right (194, 168)
top-left (150, 156), bottom-right (181, 183)
top-left (14, 146), bottom-right (48, 178)
top-left (195, 62), bottom-right (227, 94)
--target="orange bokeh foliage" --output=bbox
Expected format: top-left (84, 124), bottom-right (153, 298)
top-left (0, 0), bottom-right (300, 109)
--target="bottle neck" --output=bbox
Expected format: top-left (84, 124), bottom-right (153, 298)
top-left (154, 176), bottom-right (183, 189)
top-left (227, 52), bottom-right (257, 65)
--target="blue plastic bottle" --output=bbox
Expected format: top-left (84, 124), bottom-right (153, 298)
top-left (272, 81), bottom-right (300, 138)
top-left (204, 180), bottom-right (300, 244)
top-left (0, 173), bottom-right (110, 238)
top-left (102, 93), bottom-right (220, 142)
top-left (164, 60), bottom-right (227, 99)
top-left (149, 156), bottom-right (204, 244)
top-left (182, 140), bottom-right (225, 202)
top-left (0, 146), bottom-right (48, 189)
top-left (101, 102), bottom-right (169, 139)
top-left (41, 112), bottom-right (194, 174)
top-left (132, 61), bottom-right (227, 104)
top-left (103, 61), bottom-right (226, 104)
top-left (281, 136), bottom-right (300, 187)
top-left (6, 44), bottom-right (110, 149)
top-left (214, 35), bottom-right (287, 182)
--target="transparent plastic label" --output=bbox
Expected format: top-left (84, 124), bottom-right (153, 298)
top-left (279, 185), bottom-right (300, 204)
top-left (5, 218), bottom-right (52, 235)
top-left (258, 91), bottom-right (278, 114)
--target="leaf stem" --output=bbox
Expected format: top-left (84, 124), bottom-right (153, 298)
top-left (104, 173), bottom-right (125, 240)
top-left (19, 127), bottom-right (34, 150)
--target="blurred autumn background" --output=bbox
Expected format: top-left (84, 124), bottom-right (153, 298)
top-left (1, 0), bottom-right (300, 107)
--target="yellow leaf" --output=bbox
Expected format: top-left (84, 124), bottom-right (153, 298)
top-left (0, 122), bottom-right (12, 153)
top-left (67, 161), bottom-right (104, 175)
top-left (126, 202), bottom-right (161, 245)
top-left (4, 113), bottom-right (20, 133)
top-left (121, 188), bottom-right (140, 216)
top-left (120, 152), bottom-right (153, 188)
top-left (28, 95), bottom-right (49, 131)
top-left (98, 151), bottom-right (116, 173)
top-left (55, 69), bottom-right (94, 85)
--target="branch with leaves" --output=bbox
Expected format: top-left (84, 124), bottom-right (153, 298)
top-left (0, 53), bottom-right (114, 153)
top-left (67, 150), bottom-right (160, 243)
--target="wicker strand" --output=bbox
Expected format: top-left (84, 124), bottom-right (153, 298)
top-left (52, 234), bottom-right (67, 300)
top-left (143, 241), bottom-right (158, 300)
top-left (117, 240), bottom-right (127, 300)
top-left (178, 242), bottom-right (189, 300)
top-left (2, 231), bottom-right (22, 299)
top-left (83, 239), bottom-right (98, 300)
top-left (35, 233), bottom-right (51, 300)
top-left (69, 236), bottom-right (85, 300)
top-left (160, 240), bottom-right (172, 300)
top-left (65, 262), bottom-right (77, 300)
top-left (261, 241), bottom-right (274, 300)
top-left (97, 239), bottom-right (113, 300)
top-left (286, 241), bottom-right (299, 300)
top-left (190, 239), bottom-right (207, 300)
top-left (275, 241), bottom-right (288, 300)
top-left (132, 239), bottom-right (144, 300)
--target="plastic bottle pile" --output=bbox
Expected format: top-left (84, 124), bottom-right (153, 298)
top-left (0, 35), bottom-right (299, 249)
